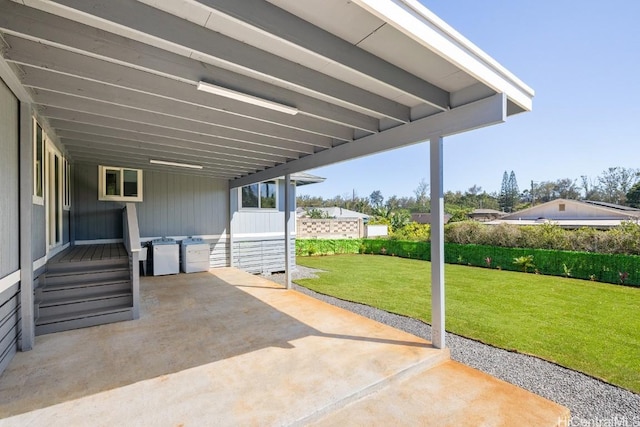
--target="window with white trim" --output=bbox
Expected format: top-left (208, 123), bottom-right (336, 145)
top-left (98, 165), bottom-right (143, 202)
top-left (33, 118), bottom-right (44, 205)
top-left (63, 158), bottom-right (71, 210)
top-left (240, 180), bottom-right (277, 209)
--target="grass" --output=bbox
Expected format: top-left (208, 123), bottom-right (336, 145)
top-left (296, 254), bottom-right (640, 393)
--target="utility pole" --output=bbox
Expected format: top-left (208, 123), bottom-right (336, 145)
top-left (531, 180), bottom-right (535, 205)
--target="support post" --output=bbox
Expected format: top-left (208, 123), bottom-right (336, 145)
top-left (19, 102), bottom-right (34, 351)
top-left (229, 188), bottom-right (235, 267)
top-left (430, 136), bottom-right (445, 349)
top-left (284, 174), bottom-right (292, 289)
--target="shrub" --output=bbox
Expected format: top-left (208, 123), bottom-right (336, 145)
top-left (513, 255), bottom-right (535, 273)
top-left (444, 221), bottom-right (484, 245)
top-left (441, 221), bottom-right (640, 256)
top-left (307, 208), bottom-right (329, 219)
top-left (562, 263), bottom-right (572, 278)
top-left (391, 223), bottom-right (430, 241)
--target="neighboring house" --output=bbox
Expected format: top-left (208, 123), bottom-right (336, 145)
top-left (411, 213), bottom-right (452, 225)
top-left (0, 0), bottom-right (533, 376)
top-left (486, 199), bottom-right (640, 228)
top-left (469, 209), bottom-right (505, 222)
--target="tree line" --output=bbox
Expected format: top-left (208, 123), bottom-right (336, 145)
top-left (298, 167), bottom-right (640, 219)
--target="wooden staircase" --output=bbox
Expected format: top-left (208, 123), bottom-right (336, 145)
top-left (35, 246), bottom-right (135, 335)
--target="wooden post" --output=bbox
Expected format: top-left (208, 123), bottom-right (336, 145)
top-left (430, 136), bottom-right (445, 349)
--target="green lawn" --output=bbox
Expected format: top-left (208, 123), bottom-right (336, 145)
top-left (296, 254), bottom-right (640, 393)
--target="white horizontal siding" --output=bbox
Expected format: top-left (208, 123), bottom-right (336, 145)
top-left (0, 283), bottom-right (20, 376)
top-left (232, 239), bottom-right (296, 274)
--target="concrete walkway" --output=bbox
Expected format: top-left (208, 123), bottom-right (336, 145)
top-left (0, 268), bottom-right (568, 426)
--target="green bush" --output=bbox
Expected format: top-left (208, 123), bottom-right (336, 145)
top-left (295, 239), bottom-right (362, 256)
top-left (444, 221), bottom-right (640, 256)
top-left (513, 255), bottom-right (535, 273)
top-left (390, 223), bottom-right (430, 241)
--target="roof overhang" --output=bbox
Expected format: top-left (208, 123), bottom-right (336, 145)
top-left (0, 0), bottom-right (533, 186)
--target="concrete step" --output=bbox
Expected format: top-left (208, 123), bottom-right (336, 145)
top-left (43, 268), bottom-right (130, 286)
top-left (38, 291), bottom-right (133, 318)
top-left (36, 279), bottom-right (132, 300)
top-left (35, 306), bottom-right (134, 336)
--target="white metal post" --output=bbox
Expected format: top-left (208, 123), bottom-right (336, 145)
top-left (229, 188), bottom-right (235, 268)
top-left (284, 174), bottom-right (292, 289)
top-left (430, 136), bottom-right (445, 349)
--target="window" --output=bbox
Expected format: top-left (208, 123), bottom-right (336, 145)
top-left (63, 158), bottom-right (71, 210)
top-left (99, 165), bottom-right (143, 202)
top-left (559, 203), bottom-right (566, 212)
top-left (240, 180), bottom-right (277, 209)
top-left (33, 118), bottom-right (44, 204)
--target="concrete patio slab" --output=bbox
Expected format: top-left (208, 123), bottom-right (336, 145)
top-left (312, 360), bottom-right (570, 426)
top-left (0, 268), bottom-right (568, 426)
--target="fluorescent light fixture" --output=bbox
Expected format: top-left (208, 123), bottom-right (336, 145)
top-left (150, 159), bottom-right (203, 170)
top-left (197, 81), bottom-right (298, 115)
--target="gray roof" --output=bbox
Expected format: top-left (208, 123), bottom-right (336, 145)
top-left (470, 209), bottom-right (504, 215)
top-left (411, 213), bottom-right (452, 224)
top-left (583, 200), bottom-right (640, 212)
top-left (289, 172), bottom-right (326, 186)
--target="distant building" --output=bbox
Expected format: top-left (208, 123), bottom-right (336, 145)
top-left (486, 199), bottom-right (640, 229)
top-left (468, 209), bottom-right (505, 222)
top-left (302, 207), bottom-right (370, 223)
top-left (411, 213), bottom-right (452, 225)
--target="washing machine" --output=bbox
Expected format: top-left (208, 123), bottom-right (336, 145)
top-left (181, 237), bottom-right (210, 273)
top-left (151, 237), bottom-right (179, 276)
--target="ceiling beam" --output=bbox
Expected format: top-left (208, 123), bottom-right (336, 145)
top-left (40, 106), bottom-right (314, 155)
top-left (2, 34), bottom-right (379, 133)
top-left (18, 64), bottom-right (354, 141)
top-left (62, 138), bottom-right (266, 172)
top-left (0, 48), bottom-right (32, 103)
top-left (196, 0), bottom-right (449, 109)
top-left (69, 154), bottom-right (238, 179)
top-left (5, 36), bottom-right (379, 133)
top-left (33, 90), bottom-right (332, 149)
top-left (56, 130), bottom-right (282, 170)
top-left (51, 123), bottom-right (284, 167)
top-left (43, 110), bottom-right (304, 159)
top-left (231, 93), bottom-right (506, 188)
top-left (63, 141), bottom-right (253, 175)
top-left (0, 0), bottom-right (410, 122)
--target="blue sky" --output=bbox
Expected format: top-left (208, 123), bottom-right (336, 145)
top-left (300, 0), bottom-right (640, 201)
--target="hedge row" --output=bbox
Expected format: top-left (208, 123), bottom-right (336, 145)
top-left (443, 243), bottom-right (640, 286)
top-left (296, 239), bottom-right (640, 287)
top-left (295, 239), bottom-right (362, 256)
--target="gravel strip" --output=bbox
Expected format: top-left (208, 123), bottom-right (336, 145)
top-left (266, 268), bottom-right (640, 425)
